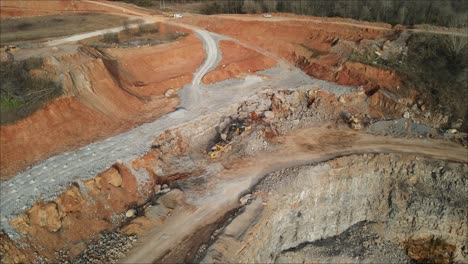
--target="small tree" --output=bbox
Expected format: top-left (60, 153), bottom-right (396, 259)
top-left (103, 33), bottom-right (119, 44)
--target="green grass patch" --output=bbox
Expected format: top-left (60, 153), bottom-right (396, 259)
top-left (0, 58), bottom-right (62, 124)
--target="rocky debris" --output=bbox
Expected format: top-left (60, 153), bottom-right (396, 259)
top-left (204, 154), bottom-right (467, 263)
top-left (263, 111), bottom-right (275, 120)
top-left (0, 231), bottom-right (33, 264)
top-left (65, 232), bottom-right (137, 264)
top-left (8, 164), bottom-right (141, 261)
top-left (120, 216), bottom-right (161, 236)
top-left (164, 88), bottom-right (175, 97)
top-left (239, 194), bottom-right (252, 205)
top-left (406, 234), bottom-right (456, 264)
top-left (106, 169), bottom-right (123, 187)
top-left (125, 209), bottom-right (136, 218)
top-left (3, 84), bottom-right (463, 263)
top-left (158, 189), bottom-right (185, 209)
top-left (448, 128), bottom-right (458, 134)
top-left (28, 202), bottom-right (62, 233)
top-left (154, 184), bottom-right (161, 194)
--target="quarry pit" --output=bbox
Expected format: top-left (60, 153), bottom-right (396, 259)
top-left (0, 1), bottom-right (467, 263)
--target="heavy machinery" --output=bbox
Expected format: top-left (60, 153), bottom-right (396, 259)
top-left (209, 121), bottom-right (251, 159)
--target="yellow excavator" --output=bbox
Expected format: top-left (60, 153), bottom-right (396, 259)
top-left (209, 124), bottom-right (251, 159)
top-left (348, 116), bottom-right (362, 130)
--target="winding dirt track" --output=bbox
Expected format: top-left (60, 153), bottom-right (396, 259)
top-left (121, 127), bottom-right (467, 263)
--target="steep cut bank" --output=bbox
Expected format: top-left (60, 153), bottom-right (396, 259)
top-left (0, 26), bottom-right (204, 180)
top-left (179, 16), bottom-right (401, 94)
top-left (202, 40), bottom-right (277, 84)
top-left (202, 154), bottom-right (467, 264)
top-left (3, 86), bottom-right (464, 263)
top-left (180, 15), bottom-right (466, 130)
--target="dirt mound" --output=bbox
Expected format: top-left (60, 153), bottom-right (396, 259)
top-left (107, 25), bottom-right (203, 97)
top-left (202, 40), bottom-right (276, 84)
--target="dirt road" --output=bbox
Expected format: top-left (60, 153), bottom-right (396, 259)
top-left (120, 127), bottom-right (467, 263)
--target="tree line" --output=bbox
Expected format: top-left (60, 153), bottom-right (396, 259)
top-left (116, 0), bottom-right (467, 27)
top-left (201, 0), bottom-right (467, 27)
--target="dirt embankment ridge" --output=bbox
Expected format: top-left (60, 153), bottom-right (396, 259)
top-left (0, 25), bottom-right (204, 180)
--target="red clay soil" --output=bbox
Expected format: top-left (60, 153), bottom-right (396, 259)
top-left (6, 130), bottom-right (193, 262)
top-left (336, 61), bottom-right (401, 92)
top-left (0, 30), bottom-right (204, 181)
top-left (108, 25), bottom-right (204, 97)
top-left (0, 0), bottom-right (112, 18)
top-left (181, 16), bottom-right (400, 91)
top-left (202, 40), bottom-right (277, 84)
top-left (180, 16), bottom-right (389, 60)
top-left (8, 163), bottom-right (145, 261)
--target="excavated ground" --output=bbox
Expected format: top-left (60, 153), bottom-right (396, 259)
top-left (1, 2), bottom-right (467, 264)
top-left (0, 24), bottom-right (202, 180)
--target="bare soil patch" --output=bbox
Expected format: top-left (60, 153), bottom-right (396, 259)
top-left (0, 13), bottom-right (130, 45)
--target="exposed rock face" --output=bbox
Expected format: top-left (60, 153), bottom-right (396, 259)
top-left (201, 154), bottom-right (467, 263)
top-left (8, 164), bottom-right (142, 261)
top-left (2, 88), bottom-right (465, 263)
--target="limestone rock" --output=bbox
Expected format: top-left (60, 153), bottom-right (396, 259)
top-left (264, 111), bottom-right (274, 120)
top-left (159, 189), bottom-right (184, 209)
top-left (29, 203), bottom-right (62, 232)
top-left (240, 194), bottom-right (252, 205)
top-left (106, 169), bottom-right (123, 187)
top-left (125, 209), bottom-right (136, 218)
top-left (165, 89), bottom-right (175, 97)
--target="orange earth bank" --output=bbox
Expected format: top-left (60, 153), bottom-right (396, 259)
top-left (180, 16), bottom-right (401, 91)
top-left (202, 40), bottom-right (277, 84)
top-left (0, 30), bottom-right (204, 180)
top-left (108, 25), bottom-right (204, 97)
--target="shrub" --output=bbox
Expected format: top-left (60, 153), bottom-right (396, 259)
top-left (0, 58), bottom-right (62, 124)
top-left (103, 32), bottom-right (120, 43)
top-left (138, 24), bottom-right (159, 35)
